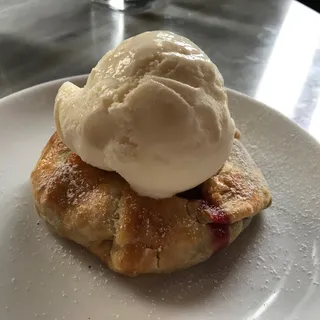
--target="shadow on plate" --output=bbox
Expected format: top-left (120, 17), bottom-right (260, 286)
top-left (117, 214), bottom-right (262, 305)
top-left (51, 213), bottom-right (263, 306)
top-left (9, 181), bottom-right (263, 307)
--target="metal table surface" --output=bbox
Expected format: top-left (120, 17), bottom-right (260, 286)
top-left (1, 0), bottom-right (320, 140)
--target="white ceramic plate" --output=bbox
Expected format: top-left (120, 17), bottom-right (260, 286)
top-left (0, 75), bottom-right (319, 320)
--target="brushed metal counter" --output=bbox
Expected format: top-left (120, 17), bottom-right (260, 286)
top-left (1, 0), bottom-right (320, 140)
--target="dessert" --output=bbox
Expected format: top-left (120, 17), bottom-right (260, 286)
top-left (30, 31), bottom-right (272, 276)
top-left (54, 31), bottom-right (235, 199)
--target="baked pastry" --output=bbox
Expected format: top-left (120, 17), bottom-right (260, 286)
top-left (30, 133), bottom-right (271, 276)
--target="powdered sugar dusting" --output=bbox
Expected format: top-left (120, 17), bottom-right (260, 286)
top-left (44, 161), bottom-right (90, 206)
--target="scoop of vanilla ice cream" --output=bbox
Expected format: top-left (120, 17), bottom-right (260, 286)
top-left (54, 31), bottom-right (235, 199)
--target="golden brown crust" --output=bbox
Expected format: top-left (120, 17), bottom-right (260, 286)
top-left (201, 139), bottom-right (272, 224)
top-left (31, 133), bottom-right (271, 276)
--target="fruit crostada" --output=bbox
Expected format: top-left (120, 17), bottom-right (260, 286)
top-left (31, 132), bottom-right (271, 276)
